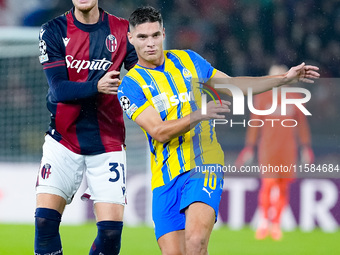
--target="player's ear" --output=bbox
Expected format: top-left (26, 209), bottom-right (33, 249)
top-left (127, 32), bottom-right (133, 45)
top-left (162, 27), bottom-right (165, 40)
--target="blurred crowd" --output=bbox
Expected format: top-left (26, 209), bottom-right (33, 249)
top-left (1, 0), bottom-right (339, 77)
top-left (163, 0), bottom-right (340, 78)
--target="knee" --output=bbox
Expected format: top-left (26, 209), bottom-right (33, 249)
top-left (185, 233), bottom-right (207, 254)
top-left (90, 221), bottom-right (123, 255)
top-left (96, 221), bottom-right (123, 240)
top-left (35, 208), bottom-right (61, 233)
top-left (34, 208), bottom-right (62, 253)
top-left (35, 216), bottom-right (49, 229)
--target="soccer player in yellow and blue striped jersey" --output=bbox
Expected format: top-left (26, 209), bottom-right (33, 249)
top-left (120, 49), bottom-right (225, 190)
top-left (119, 6), bottom-right (320, 255)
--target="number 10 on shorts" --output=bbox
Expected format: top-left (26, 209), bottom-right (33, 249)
top-left (203, 170), bottom-right (217, 190)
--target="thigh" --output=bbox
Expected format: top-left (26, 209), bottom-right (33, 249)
top-left (158, 230), bottom-right (185, 255)
top-left (85, 148), bottom-right (127, 205)
top-left (94, 202), bottom-right (124, 222)
top-left (180, 168), bottom-right (224, 221)
top-left (36, 193), bottom-right (67, 214)
top-left (152, 173), bottom-right (188, 241)
top-left (36, 135), bottom-right (85, 205)
top-left (185, 202), bottom-right (215, 240)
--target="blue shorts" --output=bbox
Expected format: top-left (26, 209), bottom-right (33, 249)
top-left (152, 166), bottom-right (224, 240)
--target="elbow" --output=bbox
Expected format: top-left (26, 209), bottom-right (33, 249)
top-left (47, 72), bottom-right (69, 102)
top-left (48, 79), bottom-right (67, 102)
top-left (152, 133), bottom-right (171, 144)
top-left (48, 87), bottom-right (63, 102)
top-left (157, 136), bottom-right (171, 144)
top-left (49, 81), bottom-right (78, 102)
top-left (150, 127), bottom-right (171, 144)
top-left (49, 87), bottom-right (69, 102)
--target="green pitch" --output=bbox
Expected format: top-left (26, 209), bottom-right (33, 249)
top-left (0, 223), bottom-right (339, 254)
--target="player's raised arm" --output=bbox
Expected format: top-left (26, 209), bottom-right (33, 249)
top-left (134, 100), bottom-right (230, 143)
top-left (208, 63), bottom-right (320, 96)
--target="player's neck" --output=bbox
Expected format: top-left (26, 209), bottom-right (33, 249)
top-left (74, 7), bottom-right (100, 24)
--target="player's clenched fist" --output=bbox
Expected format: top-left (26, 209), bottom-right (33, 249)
top-left (97, 70), bottom-right (121, 94)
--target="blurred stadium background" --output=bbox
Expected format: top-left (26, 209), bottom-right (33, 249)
top-left (0, 0), bottom-right (340, 254)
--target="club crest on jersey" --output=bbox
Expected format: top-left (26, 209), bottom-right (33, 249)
top-left (182, 68), bottom-right (192, 81)
top-left (106, 34), bottom-right (118, 53)
top-left (41, 163), bottom-right (52, 179)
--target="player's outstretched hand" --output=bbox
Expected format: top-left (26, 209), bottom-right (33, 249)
top-left (97, 70), bottom-right (121, 94)
top-left (200, 100), bottom-right (231, 121)
top-left (284, 62), bottom-right (320, 84)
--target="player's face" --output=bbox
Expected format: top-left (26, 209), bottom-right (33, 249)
top-left (128, 22), bottom-right (165, 68)
top-left (72, 0), bottom-right (98, 13)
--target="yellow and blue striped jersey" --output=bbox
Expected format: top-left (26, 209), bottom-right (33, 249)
top-left (118, 50), bottom-right (224, 190)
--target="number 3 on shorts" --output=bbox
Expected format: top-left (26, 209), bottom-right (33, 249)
top-left (109, 162), bottom-right (126, 184)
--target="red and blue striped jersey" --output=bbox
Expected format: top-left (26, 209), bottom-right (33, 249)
top-left (38, 8), bottom-right (137, 155)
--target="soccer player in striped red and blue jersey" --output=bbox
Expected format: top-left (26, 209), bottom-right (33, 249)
top-left (35, 1), bottom-right (137, 254)
top-left (119, 6), bottom-right (320, 254)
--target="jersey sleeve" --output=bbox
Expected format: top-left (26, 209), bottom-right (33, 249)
top-left (185, 50), bottom-right (216, 82)
top-left (39, 22), bottom-right (98, 102)
top-left (39, 23), bottom-right (64, 64)
top-left (118, 76), bottom-right (151, 120)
